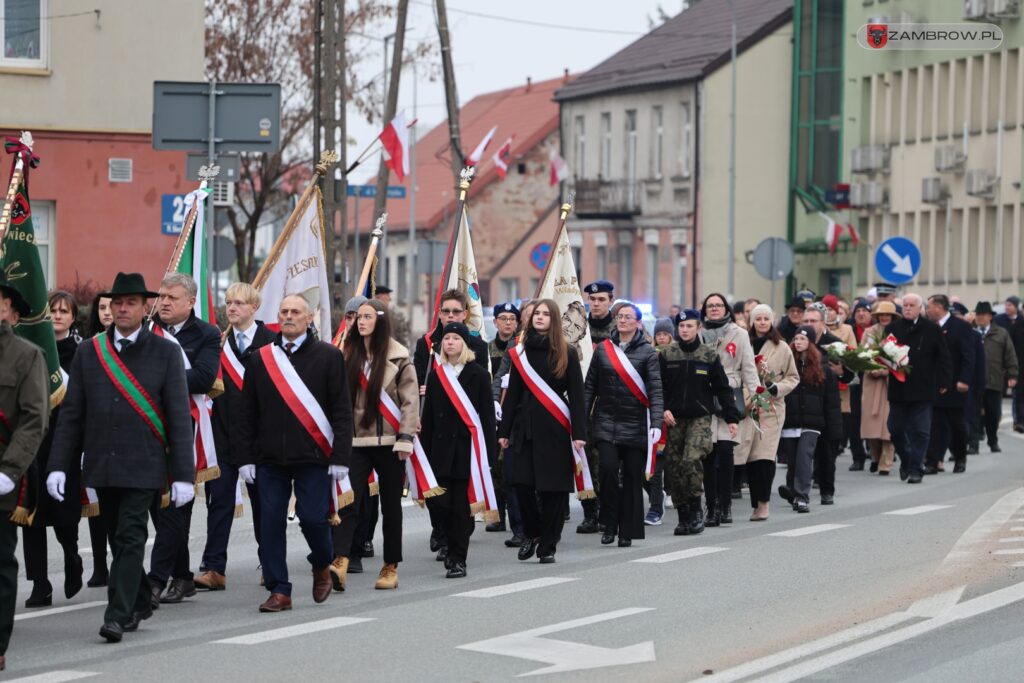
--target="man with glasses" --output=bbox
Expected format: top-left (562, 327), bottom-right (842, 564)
top-left (485, 303), bottom-right (524, 541)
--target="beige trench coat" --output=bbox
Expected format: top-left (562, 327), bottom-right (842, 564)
top-left (736, 338), bottom-right (801, 463)
top-left (702, 322), bottom-right (760, 444)
top-left (859, 324), bottom-right (891, 441)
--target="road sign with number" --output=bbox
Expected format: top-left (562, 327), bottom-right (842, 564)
top-left (161, 194), bottom-right (188, 235)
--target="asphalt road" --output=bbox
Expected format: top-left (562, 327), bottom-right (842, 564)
top-left (6, 421), bottom-right (1024, 682)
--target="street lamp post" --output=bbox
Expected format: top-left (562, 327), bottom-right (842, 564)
top-left (727, 0), bottom-right (737, 298)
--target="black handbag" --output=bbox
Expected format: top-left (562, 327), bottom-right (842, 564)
top-left (713, 386), bottom-right (747, 419)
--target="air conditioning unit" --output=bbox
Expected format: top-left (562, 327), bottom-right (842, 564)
top-left (922, 177), bottom-right (947, 204)
top-left (965, 0), bottom-right (989, 18)
top-left (850, 181), bottom-right (887, 208)
top-left (965, 169), bottom-right (997, 197)
top-left (988, 0), bottom-right (1021, 18)
top-left (850, 145), bottom-right (889, 174)
top-left (935, 145), bottom-right (967, 172)
top-left (211, 181), bottom-right (235, 206)
top-left (108, 158), bottom-right (133, 183)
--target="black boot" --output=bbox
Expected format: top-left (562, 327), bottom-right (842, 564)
top-left (719, 501), bottom-right (733, 525)
top-left (576, 499), bottom-right (600, 534)
top-left (689, 498), bottom-right (705, 534)
top-left (704, 502), bottom-right (720, 527)
top-left (25, 580), bottom-right (53, 608)
top-left (673, 503), bottom-right (691, 536)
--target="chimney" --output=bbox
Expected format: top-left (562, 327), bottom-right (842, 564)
top-left (563, 68), bottom-right (570, 83)
top-left (526, 76), bottom-right (532, 92)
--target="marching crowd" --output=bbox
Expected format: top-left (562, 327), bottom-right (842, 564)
top-left (0, 269), bottom-right (1020, 668)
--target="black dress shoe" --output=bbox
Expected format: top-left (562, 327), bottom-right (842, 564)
top-left (121, 607), bottom-right (153, 632)
top-left (966, 444), bottom-right (980, 455)
top-left (99, 621), bottom-right (124, 643)
top-left (518, 537), bottom-right (540, 561)
top-left (348, 555), bottom-right (363, 574)
top-left (600, 532), bottom-right (616, 545)
top-left (923, 466), bottom-right (939, 475)
top-left (362, 541), bottom-right (375, 558)
top-left (538, 554), bottom-right (556, 564)
top-left (618, 538), bottom-right (631, 548)
top-left (445, 562), bottom-right (467, 579)
top-left (849, 461), bottom-right (865, 472)
top-left (429, 533), bottom-right (443, 553)
top-left (436, 546), bottom-right (449, 563)
top-left (953, 461), bottom-right (966, 473)
top-left (820, 494), bottom-right (834, 505)
top-left (990, 444), bottom-right (1001, 453)
top-left (485, 520), bottom-right (506, 532)
top-left (87, 570), bottom-right (109, 588)
top-left (505, 533), bottom-right (525, 548)
top-left (65, 554), bottom-right (84, 600)
top-left (778, 485), bottom-right (794, 504)
top-left (25, 581), bottom-right (53, 608)
top-left (878, 470), bottom-right (890, 476)
top-left (160, 578), bottom-right (197, 604)
top-left (900, 469), bottom-right (909, 481)
top-left (576, 518), bottom-right (599, 534)
top-left (907, 474), bottom-right (923, 484)
top-left (869, 461), bottom-right (879, 473)
top-left (150, 583), bottom-right (163, 610)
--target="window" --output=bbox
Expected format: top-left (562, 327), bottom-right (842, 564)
top-left (499, 277), bottom-right (519, 303)
top-left (600, 112), bottom-right (612, 178)
top-left (574, 115), bottom-right (586, 177)
top-left (651, 106), bottom-right (663, 179)
top-left (680, 102), bottom-right (692, 177)
top-left (396, 255), bottom-right (407, 302)
top-left (596, 245), bottom-right (607, 279)
top-left (646, 244), bottom-right (658, 303)
top-left (618, 242), bottom-right (633, 299)
top-left (624, 110), bottom-right (638, 208)
top-left (571, 245), bottom-right (582, 285)
top-left (528, 277), bottom-right (540, 295)
top-left (33, 200), bottom-right (54, 285)
top-left (1, 0), bottom-right (47, 68)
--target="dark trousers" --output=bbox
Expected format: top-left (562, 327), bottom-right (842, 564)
top-left (926, 404), bottom-right (968, 466)
top-left (200, 461), bottom-right (261, 575)
top-left (515, 485), bottom-right (566, 557)
top-left (596, 441), bottom-right (645, 541)
top-left (342, 446), bottom-right (404, 564)
top-left (435, 477), bottom-right (472, 564)
top-left (704, 440), bottom-right (735, 510)
top-left (257, 463), bottom-right (332, 598)
top-left (98, 487), bottom-right (156, 624)
top-left (814, 437), bottom-right (837, 497)
top-left (0, 516), bottom-right (18, 656)
top-left (22, 523), bottom-right (79, 583)
top-left (846, 384), bottom-right (867, 463)
top-left (88, 515), bottom-right (109, 577)
top-left (889, 401), bottom-right (933, 477)
top-left (642, 454), bottom-right (666, 513)
top-left (499, 449), bottom-right (523, 534)
top-left (982, 389), bottom-right (1003, 447)
top-left (148, 498), bottom-right (195, 587)
top-left (747, 459), bottom-right (776, 506)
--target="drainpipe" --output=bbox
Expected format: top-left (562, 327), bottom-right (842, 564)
top-left (691, 81), bottom-right (703, 307)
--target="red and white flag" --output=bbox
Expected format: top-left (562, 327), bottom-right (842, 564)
top-left (467, 125), bottom-right (498, 166)
top-left (847, 222), bottom-right (860, 247)
top-left (549, 148), bottom-right (570, 186)
top-left (493, 135), bottom-right (515, 179)
top-left (821, 212), bottom-right (841, 254)
top-left (380, 111), bottom-right (410, 182)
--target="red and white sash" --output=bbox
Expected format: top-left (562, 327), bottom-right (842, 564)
top-left (433, 354), bottom-right (499, 520)
top-left (602, 339), bottom-right (659, 480)
top-left (508, 345), bottom-right (595, 499)
top-left (152, 324), bottom-right (220, 483)
top-left (260, 343), bottom-right (334, 458)
top-left (360, 364), bottom-right (443, 500)
top-left (221, 339), bottom-right (246, 392)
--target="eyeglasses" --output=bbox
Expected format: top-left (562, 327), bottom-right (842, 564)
top-left (440, 308), bottom-right (464, 316)
top-left (706, 303), bottom-right (726, 309)
top-left (496, 315), bottom-right (518, 323)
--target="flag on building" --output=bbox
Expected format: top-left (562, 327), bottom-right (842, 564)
top-left (467, 125), bottom-right (498, 167)
top-left (847, 222), bottom-right (860, 247)
top-left (380, 111), bottom-right (410, 182)
top-left (493, 135), bottom-right (515, 180)
top-left (0, 133), bottom-right (64, 404)
top-left (549, 148), bottom-right (570, 186)
top-left (253, 186), bottom-right (333, 339)
top-left (820, 212), bottom-right (841, 254)
top-left (534, 220), bottom-right (593, 375)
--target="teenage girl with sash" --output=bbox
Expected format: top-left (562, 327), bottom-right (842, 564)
top-left (340, 300), bottom-right (419, 590)
top-left (420, 322), bottom-right (496, 578)
top-left (498, 299), bottom-right (587, 564)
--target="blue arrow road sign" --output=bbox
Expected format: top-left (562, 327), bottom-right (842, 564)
top-left (874, 236), bottom-right (921, 285)
top-left (161, 194), bottom-right (188, 235)
top-left (346, 184), bottom-right (406, 199)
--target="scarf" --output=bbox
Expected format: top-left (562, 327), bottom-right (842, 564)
top-left (752, 336), bottom-right (769, 354)
top-left (678, 337), bottom-right (701, 353)
top-left (588, 313), bottom-right (613, 333)
top-left (701, 321), bottom-right (732, 345)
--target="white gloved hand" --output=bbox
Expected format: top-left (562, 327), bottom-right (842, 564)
top-left (0, 473), bottom-right (15, 497)
top-left (501, 374), bottom-right (510, 389)
top-left (45, 471), bottom-right (66, 501)
top-left (170, 481), bottom-right (195, 508)
top-left (239, 464), bottom-right (256, 485)
top-left (494, 400), bottom-right (503, 421)
top-left (649, 428), bottom-right (662, 445)
top-left (328, 465), bottom-right (349, 481)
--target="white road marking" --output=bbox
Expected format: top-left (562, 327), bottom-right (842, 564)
top-left (997, 537), bottom-right (1024, 543)
top-left (214, 616), bottom-right (374, 645)
top-left (453, 577), bottom-right (578, 598)
top-left (993, 548), bottom-right (1024, 555)
top-left (14, 602), bottom-right (106, 622)
top-left (3, 673), bottom-right (99, 683)
top-left (884, 504), bottom-right (953, 516)
top-left (767, 524), bottom-right (850, 538)
top-left (631, 547), bottom-right (729, 564)
top-left (79, 538), bottom-right (153, 556)
top-left (937, 487), bottom-right (1024, 578)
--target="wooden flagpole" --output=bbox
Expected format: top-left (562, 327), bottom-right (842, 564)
top-left (428, 165), bottom-right (475, 333)
top-left (532, 192), bottom-right (574, 299)
top-left (335, 213), bottom-right (386, 347)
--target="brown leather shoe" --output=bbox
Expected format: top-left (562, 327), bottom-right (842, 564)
top-left (329, 556), bottom-right (348, 592)
top-left (194, 571), bottom-right (226, 591)
top-left (259, 593), bottom-right (292, 613)
top-left (374, 563), bottom-right (398, 590)
top-left (312, 568), bottom-right (332, 603)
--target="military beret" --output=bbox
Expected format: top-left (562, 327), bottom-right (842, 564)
top-left (584, 280), bottom-right (614, 295)
top-left (673, 308), bottom-right (702, 325)
top-left (796, 289), bottom-right (816, 302)
top-left (493, 302), bottom-right (521, 320)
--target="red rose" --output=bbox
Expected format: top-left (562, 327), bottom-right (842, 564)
top-left (754, 355), bottom-right (765, 364)
top-left (756, 386), bottom-right (765, 394)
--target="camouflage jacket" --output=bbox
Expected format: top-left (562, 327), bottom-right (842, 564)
top-left (657, 341), bottom-right (740, 422)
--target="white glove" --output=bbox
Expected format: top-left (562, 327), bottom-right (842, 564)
top-left (494, 400), bottom-right (503, 421)
top-left (170, 481), bottom-right (195, 508)
top-left (649, 428), bottom-right (662, 445)
top-left (328, 465), bottom-right (349, 481)
top-left (45, 471), bottom-right (66, 501)
top-left (501, 374), bottom-right (510, 389)
top-left (0, 473), bottom-right (15, 497)
top-left (239, 464), bottom-right (256, 485)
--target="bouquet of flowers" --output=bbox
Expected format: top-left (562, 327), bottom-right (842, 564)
top-left (823, 341), bottom-right (885, 373)
top-left (748, 355), bottom-right (776, 434)
top-left (875, 334), bottom-right (911, 382)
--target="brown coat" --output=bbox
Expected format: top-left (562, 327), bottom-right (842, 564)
top-left (351, 339), bottom-right (419, 452)
top-left (0, 321), bottom-right (50, 512)
top-left (859, 325), bottom-right (891, 441)
top-left (736, 338), bottom-right (800, 463)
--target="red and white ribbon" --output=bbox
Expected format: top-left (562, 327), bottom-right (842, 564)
top-left (368, 469), bottom-right (379, 497)
top-left (602, 340), bottom-right (658, 480)
top-left (80, 487), bottom-right (99, 518)
top-left (260, 343), bottom-right (334, 457)
top-left (221, 341), bottom-right (245, 391)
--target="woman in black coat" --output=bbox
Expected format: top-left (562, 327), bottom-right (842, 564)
top-left (420, 323), bottom-right (496, 579)
top-left (22, 291), bottom-right (85, 607)
top-left (778, 326), bottom-right (842, 513)
top-left (498, 299), bottom-right (587, 564)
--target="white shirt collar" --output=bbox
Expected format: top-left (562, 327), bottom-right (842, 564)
top-left (282, 332), bottom-right (307, 349)
top-left (939, 313), bottom-right (951, 327)
top-left (233, 321), bottom-right (258, 341)
top-left (114, 326), bottom-right (142, 344)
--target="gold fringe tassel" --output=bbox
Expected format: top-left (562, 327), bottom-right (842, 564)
top-left (368, 482), bottom-right (379, 497)
top-left (160, 492), bottom-right (171, 509)
top-left (9, 506), bottom-right (35, 526)
top-left (81, 502), bottom-right (100, 519)
top-left (233, 503), bottom-right (243, 519)
top-left (421, 486), bottom-right (445, 499)
top-left (337, 490), bottom-right (355, 510)
top-left (576, 489), bottom-right (597, 501)
top-left (469, 501), bottom-right (484, 515)
top-left (483, 509), bottom-right (501, 524)
top-left (413, 499), bottom-right (426, 508)
top-left (195, 465), bottom-right (221, 484)
top-left (207, 378), bottom-right (225, 399)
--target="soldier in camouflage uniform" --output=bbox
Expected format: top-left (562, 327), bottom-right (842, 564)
top-left (577, 280), bottom-right (615, 534)
top-left (659, 309), bottom-right (740, 535)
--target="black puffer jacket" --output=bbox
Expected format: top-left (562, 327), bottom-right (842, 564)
top-left (584, 332), bottom-right (664, 445)
top-left (783, 354), bottom-right (842, 441)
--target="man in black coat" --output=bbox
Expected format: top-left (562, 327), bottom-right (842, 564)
top-left (885, 293), bottom-right (952, 483)
top-left (995, 296), bottom-right (1024, 430)
top-left (47, 272), bottom-right (194, 643)
top-left (194, 283), bottom-right (277, 591)
top-left (237, 293), bottom-right (352, 612)
top-left (147, 273), bottom-right (223, 606)
top-left (923, 295), bottom-right (976, 474)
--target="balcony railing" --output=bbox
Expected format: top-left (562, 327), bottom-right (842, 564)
top-left (573, 179), bottom-right (642, 217)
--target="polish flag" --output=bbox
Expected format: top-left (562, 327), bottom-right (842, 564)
top-left (549, 148), bottom-right (570, 187)
top-left (493, 135), bottom-right (515, 179)
top-left (847, 222), bottom-right (860, 247)
top-left (467, 125), bottom-right (498, 166)
top-left (821, 212), bottom-right (841, 253)
top-left (380, 112), bottom-right (410, 182)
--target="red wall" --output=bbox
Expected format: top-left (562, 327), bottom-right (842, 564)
top-left (3, 130), bottom-right (190, 292)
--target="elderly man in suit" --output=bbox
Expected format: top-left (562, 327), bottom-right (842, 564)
top-left (0, 276), bottom-right (50, 671)
top-left (924, 294), bottom-right (976, 474)
top-left (47, 272), bottom-right (194, 643)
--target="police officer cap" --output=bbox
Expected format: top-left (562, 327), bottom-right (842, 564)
top-left (493, 302), bottom-right (521, 320)
top-left (873, 282), bottom-right (898, 295)
top-left (673, 308), bottom-right (702, 326)
top-left (584, 280), bottom-right (614, 295)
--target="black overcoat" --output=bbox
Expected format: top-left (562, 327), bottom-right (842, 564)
top-left (212, 322), bottom-right (277, 465)
top-left (420, 361), bottom-right (496, 480)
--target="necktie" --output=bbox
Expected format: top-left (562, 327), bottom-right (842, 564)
top-left (285, 342), bottom-right (295, 356)
top-left (118, 338), bottom-right (132, 354)
top-left (237, 332), bottom-right (247, 353)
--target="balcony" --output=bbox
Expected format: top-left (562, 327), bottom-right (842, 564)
top-left (573, 179), bottom-right (642, 218)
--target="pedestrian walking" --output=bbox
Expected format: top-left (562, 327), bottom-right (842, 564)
top-left (973, 302), bottom-right (1018, 453)
top-left (924, 295), bottom-right (975, 474)
top-left (486, 303), bottom-right (522, 538)
top-left (860, 302), bottom-right (897, 475)
top-left (83, 293), bottom-right (113, 587)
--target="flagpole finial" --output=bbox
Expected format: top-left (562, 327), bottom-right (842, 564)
top-left (458, 166), bottom-right (475, 200)
top-left (316, 150), bottom-right (340, 176)
top-left (197, 165), bottom-right (220, 189)
top-left (560, 191), bottom-right (575, 221)
top-left (373, 212), bottom-right (387, 239)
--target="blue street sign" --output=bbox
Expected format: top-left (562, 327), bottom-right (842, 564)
top-left (874, 236), bottom-right (921, 285)
top-left (346, 184), bottom-right (406, 199)
top-left (161, 194), bottom-right (188, 235)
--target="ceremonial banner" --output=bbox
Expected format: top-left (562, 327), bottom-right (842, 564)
top-left (173, 189), bottom-right (214, 321)
top-left (534, 218), bottom-right (593, 375)
top-left (444, 210), bottom-right (486, 339)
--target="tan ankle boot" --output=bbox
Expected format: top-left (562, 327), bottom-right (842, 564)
top-left (374, 562), bottom-right (398, 590)
top-left (329, 556), bottom-right (348, 592)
